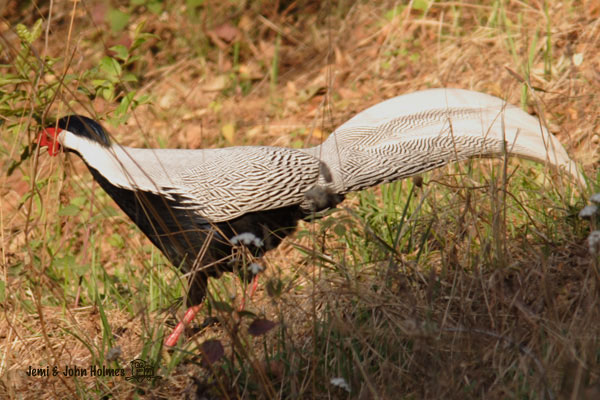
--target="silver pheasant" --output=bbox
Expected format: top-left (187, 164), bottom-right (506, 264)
top-left (38, 88), bottom-right (581, 309)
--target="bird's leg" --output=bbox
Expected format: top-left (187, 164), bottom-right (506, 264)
top-left (238, 260), bottom-right (263, 311)
top-left (164, 270), bottom-right (208, 347)
top-left (164, 304), bottom-right (203, 347)
top-left (248, 273), bottom-right (260, 298)
top-left (238, 273), bottom-right (260, 312)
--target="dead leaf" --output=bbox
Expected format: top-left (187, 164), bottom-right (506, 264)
top-left (248, 318), bottom-right (277, 336)
top-left (262, 360), bottom-right (284, 379)
top-left (200, 339), bottom-right (224, 366)
top-left (567, 107), bottom-right (578, 120)
top-left (212, 23), bottom-right (239, 43)
top-left (221, 122), bottom-right (236, 143)
top-left (91, 3), bottom-right (107, 26)
top-left (238, 61), bottom-right (263, 80)
top-left (246, 125), bottom-right (263, 138)
top-left (208, 23), bottom-right (239, 49)
top-left (309, 127), bottom-right (326, 141)
top-left (238, 14), bottom-right (253, 32)
top-left (185, 125), bottom-right (204, 149)
top-left (202, 75), bottom-right (228, 92)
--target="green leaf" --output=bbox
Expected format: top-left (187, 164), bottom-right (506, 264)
top-left (14, 19), bottom-right (43, 44)
top-left (100, 86), bottom-right (115, 101)
top-left (15, 24), bottom-right (30, 43)
top-left (7, 143), bottom-right (35, 176)
top-left (107, 8), bottom-right (130, 32)
top-left (130, 23), bottom-right (160, 50)
top-left (147, 1), bottom-right (163, 14)
top-left (30, 19), bottom-right (43, 42)
top-left (102, 205), bottom-right (120, 217)
top-left (91, 78), bottom-right (109, 88)
top-left (333, 223), bottom-right (347, 237)
top-left (99, 56), bottom-right (122, 80)
top-left (131, 32), bottom-right (160, 50)
top-left (108, 233), bottom-right (125, 249)
top-left (187, 0), bottom-right (204, 9)
top-left (122, 72), bottom-right (138, 83)
top-left (109, 45), bottom-right (129, 61)
top-left (136, 94), bottom-right (151, 105)
top-left (384, 5), bottom-right (404, 21)
top-left (55, 255), bottom-right (76, 270)
top-left (58, 204), bottom-right (80, 217)
top-left (237, 310), bottom-right (257, 319)
top-left (412, 0), bottom-right (429, 11)
top-left (71, 196), bottom-right (88, 207)
top-left (114, 91), bottom-right (136, 117)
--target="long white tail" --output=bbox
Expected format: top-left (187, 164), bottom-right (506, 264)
top-left (304, 88), bottom-right (582, 193)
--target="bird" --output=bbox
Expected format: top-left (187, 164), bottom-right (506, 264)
top-left (37, 88), bottom-right (581, 346)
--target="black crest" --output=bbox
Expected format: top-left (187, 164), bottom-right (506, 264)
top-left (57, 115), bottom-right (111, 147)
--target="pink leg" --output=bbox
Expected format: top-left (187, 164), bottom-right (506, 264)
top-left (164, 304), bottom-right (203, 347)
top-left (238, 274), bottom-right (260, 312)
top-left (165, 274), bottom-right (260, 346)
top-left (248, 273), bottom-right (259, 298)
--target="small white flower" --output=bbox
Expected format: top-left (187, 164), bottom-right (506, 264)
top-left (330, 377), bottom-right (351, 392)
top-left (579, 205), bottom-right (598, 218)
top-left (590, 193), bottom-right (600, 204)
top-left (230, 232), bottom-right (264, 248)
top-left (587, 230), bottom-right (600, 256)
top-left (248, 263), bottom-right (263, 275)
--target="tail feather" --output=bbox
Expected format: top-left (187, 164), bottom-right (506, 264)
top-left (304, 88), bottom-right (582, 193)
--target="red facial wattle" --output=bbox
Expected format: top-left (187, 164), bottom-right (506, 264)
top-left (38, 127), bottom-right (62, 156)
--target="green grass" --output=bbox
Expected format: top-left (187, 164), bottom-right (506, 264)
top-left (1, 0), bottom-right (599, 398)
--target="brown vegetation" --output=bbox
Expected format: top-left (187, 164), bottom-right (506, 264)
top-left (0, 0), bottom-right (598, 398)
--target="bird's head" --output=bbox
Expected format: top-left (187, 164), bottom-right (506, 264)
top-left (38, 115), bottom-right (111, 156)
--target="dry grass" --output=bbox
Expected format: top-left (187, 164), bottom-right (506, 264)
top-left (1, 0), bottom-right (599, 398)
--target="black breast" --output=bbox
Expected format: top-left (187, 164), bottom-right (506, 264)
top-left (87, 165), bottom-right (306, 306)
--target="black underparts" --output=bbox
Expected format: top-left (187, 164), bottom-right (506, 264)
top-left (87, 165), bottom-right (308, 306)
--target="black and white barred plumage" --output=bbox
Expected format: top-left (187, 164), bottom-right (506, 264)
top-left (39, 88), bottom-right (581, 306)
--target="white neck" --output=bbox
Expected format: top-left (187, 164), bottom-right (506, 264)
top-left (59, 130), bottom-right (170, 193)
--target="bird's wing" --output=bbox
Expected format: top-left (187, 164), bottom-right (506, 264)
top-left (157, 146), bottom-right (323, 222)
top-left (305, 88), bottom-right (581, 193)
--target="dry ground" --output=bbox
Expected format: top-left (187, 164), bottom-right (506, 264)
top-left (0, 0), bottom-right (599, 398)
